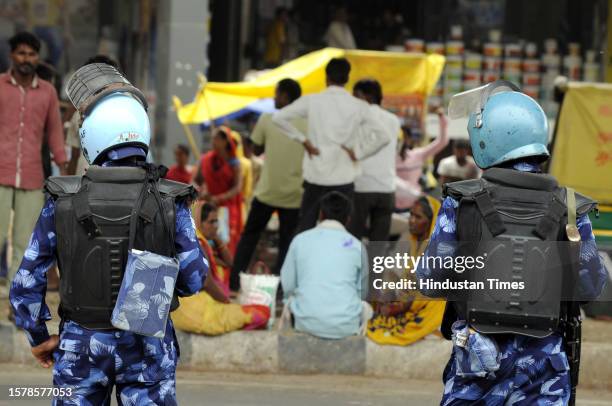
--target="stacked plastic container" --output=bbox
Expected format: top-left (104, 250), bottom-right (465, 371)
top-left (427, 42), bottom-right (445, 106)
top-left (583, 50), bottom-right (600, 82)
top-left (483, 30), bottom-right (503, 85)
top-left (540, 39), bottom-right (561, 114)
top-left (412, 29), bottom-right (601, 112)
top-left (443, 26), bottom-right (464, 106)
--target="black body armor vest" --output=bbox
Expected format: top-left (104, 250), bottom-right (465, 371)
top-left (45, 166), bottom-right (195, 330)
top-left (440, 167), bottom-right (596, 338)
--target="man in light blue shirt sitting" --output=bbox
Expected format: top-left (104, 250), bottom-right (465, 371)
top-left (281, 191), bottom-right (368, 339)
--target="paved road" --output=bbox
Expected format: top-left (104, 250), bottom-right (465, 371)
top-left (1, 364), bottom-right (611, 406)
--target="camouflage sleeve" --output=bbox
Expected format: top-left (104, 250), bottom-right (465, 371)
top-left (9, 199), bottom-right (56, 347)
top-left (416, 196), bottom-right (459, 297)
top-left (576, 214), bottom-right (609, 300)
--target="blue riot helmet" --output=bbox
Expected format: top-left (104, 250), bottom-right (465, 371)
top-left (65, 63), bottom-right (150, 164)
top-left (448, 80), bottom-right (549, 169)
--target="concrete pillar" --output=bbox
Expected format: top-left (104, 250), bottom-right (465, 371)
top-left (154, 0), bottom-right (209, 166)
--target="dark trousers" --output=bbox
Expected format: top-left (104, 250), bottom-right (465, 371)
top-left (348, 192), bottom-right (394, 241)
top-left (230, 198), bottom-right (299, 290)
top-left (298, 181), bottom-right (354, 232)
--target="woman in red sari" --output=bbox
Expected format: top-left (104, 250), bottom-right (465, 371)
top-left (197, 126), bottom-right (244, 255)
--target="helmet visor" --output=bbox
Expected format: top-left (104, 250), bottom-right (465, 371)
top-left (448, 80), bottom-right (521, 119)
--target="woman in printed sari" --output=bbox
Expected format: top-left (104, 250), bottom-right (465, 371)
top-left (196, 126), bottom-right (244, 255)
top-left (172, 203), bottom-right (270, 335)
top-left (367, 195), bottom-right (446, 346)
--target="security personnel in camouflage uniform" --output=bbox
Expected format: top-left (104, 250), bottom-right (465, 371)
top-left (417, 81), bottom-right (608, 405)
top-left (10, 63), bottom-right (208, 405)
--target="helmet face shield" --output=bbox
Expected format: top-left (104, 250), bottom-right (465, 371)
top-left (448, 84), bottom-right (490, 120)
top-left (448, 80), bottom-right (521, 125)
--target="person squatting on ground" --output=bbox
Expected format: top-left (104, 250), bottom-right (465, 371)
top-left (416, 81), bottom-right (608, 405)
top-left (9, 63), bottom-right (208, 405)
top-left (231, 78), bottom-right (305, 290)
top-left (171, 202), bottom-right (271, 336)
top-left (367, 195), bottom-right (446, 346)
top-left (200, 201), bottom-right (233, 297)
top-left (281, 191), bottom-right (369, 339)
top-left (273, 57), bottom-right (389, 232)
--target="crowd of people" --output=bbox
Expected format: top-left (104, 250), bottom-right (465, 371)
top-left (0, 29), bottom-right (481, 345)
top-left (165, 56), bottom-right (482, 342)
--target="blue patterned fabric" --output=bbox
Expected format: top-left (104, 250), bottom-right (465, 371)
top-left (9, 199), bottom-right (207, 346)
top-left (51, 320), bottom-right (178, 405)
top-left (441, 333), bottom-right (570, 405)
top-left (451, 320), bottom-right (501, 379)
top-left (416, 161), bottom-right (608, 405)
top-left (111, 250), bottom-right (180, 338)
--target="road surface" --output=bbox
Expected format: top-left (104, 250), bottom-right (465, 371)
top-left (0, 364), bottom-right (611, 405)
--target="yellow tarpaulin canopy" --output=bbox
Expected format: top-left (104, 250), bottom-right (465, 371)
top-left (176, 48), bottom-right (445, 125)
top-left (550, 82), bottom-right (612, 204)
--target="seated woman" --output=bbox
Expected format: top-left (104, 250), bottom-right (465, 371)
top-left (200, 202), bottom-right (233, 294)
top-left (172, 203), bottom-right (269, 335)
top-left (367, 195), bottom-right (446, 346)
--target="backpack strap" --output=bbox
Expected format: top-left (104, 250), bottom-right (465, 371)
top-left (473, 189), bottom-right (506, 237)
top-left (533, 193), bottom-right (566, 240)
top-left (72, 182), bottom-right (101, 239)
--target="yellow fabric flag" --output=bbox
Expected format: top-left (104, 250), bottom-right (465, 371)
top-left (177, 48), bottom-right (445, 125)
top-left (550, 83), bottom-right (612, 204)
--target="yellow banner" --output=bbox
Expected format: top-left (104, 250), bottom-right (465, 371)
top-left (607, 0), bottom-right (612, 82)
top-left (550, 83), bottom-right (612, 203)
top-left (176, 48), bottom-right (445, 124)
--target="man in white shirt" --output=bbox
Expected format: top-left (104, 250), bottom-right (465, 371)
top-left (349, 79), bottom-right (400, 241)
top-left (273, 58), bottom-right (389, 231)
top-left (437, 139), bottom-right (481, 184)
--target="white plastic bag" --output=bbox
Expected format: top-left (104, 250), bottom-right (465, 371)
top-left (238, 273), bottom-right (280, 329)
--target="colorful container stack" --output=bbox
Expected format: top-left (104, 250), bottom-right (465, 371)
top-left (426, 42), bottom-right (445, 106)
top-left (540, 39), bottom-right (561, 113)
top-left (502, 43), bottom-right (522, 86)
top-left (417, 29), bottom-right (601, 113)
top-left (583, 50), bottom-right (601, 82)
top-left (443, 32), bottom-right (464, 105)
top-left (463, 53), bottom-right (482, 90)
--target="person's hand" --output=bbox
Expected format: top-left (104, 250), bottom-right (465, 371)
top-left (31, 335), bottom-right (59, 368)
top-left (59, 163), bottom-right (69, 176)
top-left (302, 140), bottom-right (320, 158)
top-left (341, 145), bottom-right (357, 162)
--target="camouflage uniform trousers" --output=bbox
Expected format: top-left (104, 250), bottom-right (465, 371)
top-left (51, 321), bottom-right (178, 406)
top-left (441, 332), bottom-right (571, 406)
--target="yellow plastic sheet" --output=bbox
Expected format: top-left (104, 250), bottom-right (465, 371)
top-left (550, 82), bottom-right (612, 203)
top-left (176, 48), bottom-right (445, 124)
